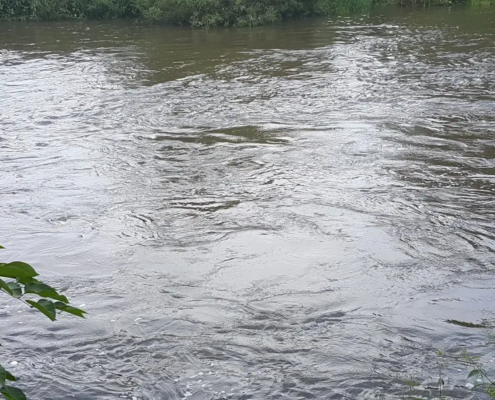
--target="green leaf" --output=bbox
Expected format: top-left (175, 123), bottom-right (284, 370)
top-left (0, 262), bottom-right (38, 279)
top-left (6, 282), bottom-right (22, 298)
top-left (438, 378), bottom-right (444, 385)
top-left (0, 245), bottom-right (4, 249)
top-left (0, 386), bottom-right (26, 400)
top-left (0, 278), bottom-right (14, 296)
top-left (5, 372), bottom-right (15, 382)
top-left (54, 302), bottom-right (86, 318)
top-left (0, 364), bottom-right (17, 386)
top-left (26, 299), bottom-right (56, 321)
top-left (25, 283), bottom-right (68, 303)
top-left (16, 277), bottom-right (38, 285)
top-left (469, 369), bottom-right (481, 378)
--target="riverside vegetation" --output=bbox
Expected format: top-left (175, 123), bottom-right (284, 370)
top-left (0, 0), bottom-right (494, 27)
top-left (402, 349), bottom-right (495, 400)
top-left (0, 245), bottom-right (86, 400)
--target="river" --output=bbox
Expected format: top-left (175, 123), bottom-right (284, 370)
top-left (1, 6), bottom-right (495, 399)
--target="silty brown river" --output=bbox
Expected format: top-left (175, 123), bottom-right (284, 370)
top-left (1, 7), bottom-right (495, 399)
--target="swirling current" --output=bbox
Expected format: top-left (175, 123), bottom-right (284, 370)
top-left (1, 7), bottom-right (495, 400)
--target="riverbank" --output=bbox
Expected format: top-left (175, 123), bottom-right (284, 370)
top-left (0, 0), bottom-right (493, 27)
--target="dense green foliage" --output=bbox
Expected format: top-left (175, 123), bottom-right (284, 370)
top-left (1, 0), bottom-right (489, 27)
top-left (0, 245), bottom-right (86, 400)
top-left (0, 0), bottom-right (137, 20)
top-left (134, 0), bottom-right (314, 27)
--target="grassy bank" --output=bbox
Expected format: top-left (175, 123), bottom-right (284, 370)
top-left (0, 0), bottom-right (492, 27)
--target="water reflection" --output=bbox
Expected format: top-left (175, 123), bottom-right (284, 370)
top-left (1, 6), bottom-right (495, 400)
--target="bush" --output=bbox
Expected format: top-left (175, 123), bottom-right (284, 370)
top-left (133, 0), bottom-right (312, 27)
top-left (0, 0), bottom-right (371, 25)
top-left (0, 0), bottom-right (486, 28)
top-left (0, 0), bottom-right (137, 20)
top-left (315, 0), bottom-right (369, 16)
top-left (0, 0), bottom-right (33, 20)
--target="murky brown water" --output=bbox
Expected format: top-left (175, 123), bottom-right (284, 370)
top-left (1, 6), bottom-right (495, 399)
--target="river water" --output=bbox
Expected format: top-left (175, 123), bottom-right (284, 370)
top-left (1, 7), bottom-right (495, 399)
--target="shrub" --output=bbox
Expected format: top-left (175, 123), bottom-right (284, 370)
top-left (0, 0), bottom-right (137, 20)
top-left (133, 0), bottom-right (311, 27)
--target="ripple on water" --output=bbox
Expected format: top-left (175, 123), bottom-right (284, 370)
top-left (1, 8), bottom-right (495, 400)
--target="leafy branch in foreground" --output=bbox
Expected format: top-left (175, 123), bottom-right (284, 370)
top-left (1, 246), bottom-right (86, 400)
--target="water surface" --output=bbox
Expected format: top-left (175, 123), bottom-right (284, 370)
top-left (1, 7), bottom-right (495, 399)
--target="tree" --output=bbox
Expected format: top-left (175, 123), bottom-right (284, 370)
top-left (0, 245), bottom-right (86, 400)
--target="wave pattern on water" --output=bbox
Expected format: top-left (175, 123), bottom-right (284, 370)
top-left (1, 8), bottom-right (495, 400)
